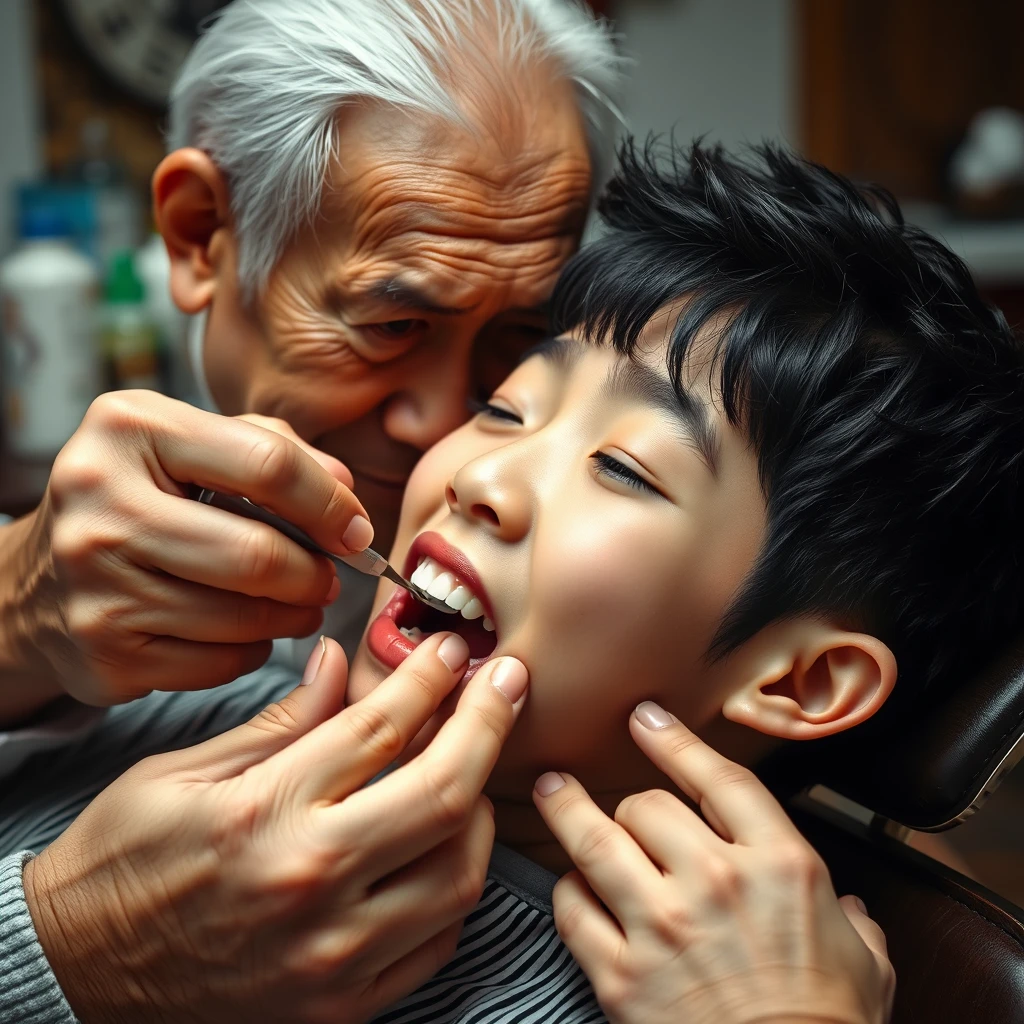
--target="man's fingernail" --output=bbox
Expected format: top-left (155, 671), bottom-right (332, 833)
top-left (535, 772), bottom-right (566, 797)
top-left (437, 634), bottom-right (469, 672)
top-left (342, 515), bottom-right (374, 552)
top-left (301, 636), bottom-right (327, 686)
top-left (635, 701), bottom-right (677, 730)
top-left (853, 896), bottom-right (867, 914)
top-left (324, 575), bottom-right (341, 604)
top-left (491, 658), bottom-right (528, 705)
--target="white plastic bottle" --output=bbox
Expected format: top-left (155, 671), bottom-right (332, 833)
top-left (0, 208), bottom-right (101, 458)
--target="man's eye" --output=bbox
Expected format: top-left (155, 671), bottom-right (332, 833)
top-left (366, 319), bottom-right (427, 341)
top-left (591, 451), bottom-right (660, 496)
top-left (468, 398), bottom-right (523, 424)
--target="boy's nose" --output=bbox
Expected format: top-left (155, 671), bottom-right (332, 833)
top-left (445, 463), bottom-right (531, 542)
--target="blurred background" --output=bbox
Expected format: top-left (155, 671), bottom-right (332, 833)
top-left (1, 0), bottom-right (1022, 902)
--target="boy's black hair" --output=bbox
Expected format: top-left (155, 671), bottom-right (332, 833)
top-left (551, 138), bottom-right (1024, 707)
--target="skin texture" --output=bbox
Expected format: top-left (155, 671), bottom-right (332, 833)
top-left (163, 86), bottom-right (592, 552)
top-left (347, 318), bottom-right (897, 870)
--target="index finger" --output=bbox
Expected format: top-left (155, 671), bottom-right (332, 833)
top-left (321, 655), bottom-right (528, 874)
top-left (269, 631), bottom-right (473, 803)
top-left (629, 702), bottom-right (797, 844)
top-left (152, 401), bottom-right (372, 555)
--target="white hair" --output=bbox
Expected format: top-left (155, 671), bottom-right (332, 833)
top-left (168, 0), bottom-right (623, 299)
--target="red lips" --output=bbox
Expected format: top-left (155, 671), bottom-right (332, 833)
top-left (365, 531), bottom-right (497, 679)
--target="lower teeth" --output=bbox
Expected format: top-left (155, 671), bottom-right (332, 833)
top-left (399, 626), bottom-right (426, 641)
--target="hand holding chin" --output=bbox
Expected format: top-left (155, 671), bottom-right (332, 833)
top-left (533, 705), bottom-right (896, 1024)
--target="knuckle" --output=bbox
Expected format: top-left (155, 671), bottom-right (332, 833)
top-left (769, 842), bottom-right (826, 886)
top-left (594, 977), bottom-right (629, 1017)
top-left (245, 434), bottom-right (299, 492)
top-left (614, 788), bottom-right (672, 827)
top-left (422, 763), bottom-right (472, 831)
top-left (464, 695), bottom-right (512, 749)
top-left (700, 855), bottom-right (744, 905)
top-left (236, 527), bottom-right (288, 587)
top-left (447, 854), bottom-right (487, 916)
top-left (343, 702), bottom-right (406, 764)
top-left (707, 759), bottom-right (759, 791)
top-left (553, 897), bottom-right (587, 945)
top-left (49, 449), bottom-right (107, 504)
top-left (84, 390), bottom-right (144, 431)
top-left (249, 697), bottom-right (303, 739)
top-left (649, 898), bottom-right (695, 947)
top-left (574, 821), bottom-right (619, 865)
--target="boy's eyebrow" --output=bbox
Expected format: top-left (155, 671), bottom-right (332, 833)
top-left (604, 358), bottom-right (720, 474)
top-left (517, 335), bottom-right (584, 368)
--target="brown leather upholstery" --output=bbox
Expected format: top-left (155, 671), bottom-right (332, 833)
top-left (768, 633), bottom-right (1024, 830)
top-left (792, 801), bottom-right (1024, 1024)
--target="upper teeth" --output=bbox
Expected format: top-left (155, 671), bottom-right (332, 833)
top-left (410, 556), bottom-right (494, 630)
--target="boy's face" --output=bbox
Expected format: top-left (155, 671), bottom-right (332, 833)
top-left (347, 321), bottom-right (768, 798)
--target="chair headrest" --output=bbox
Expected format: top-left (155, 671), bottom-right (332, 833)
top-left (768, 632), bottom-right (1024, 830)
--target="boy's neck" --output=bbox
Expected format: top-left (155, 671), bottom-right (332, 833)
top-left (491, 789), bottom-right (634, 876)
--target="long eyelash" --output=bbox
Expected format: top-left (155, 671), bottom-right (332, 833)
top-left (467, 397), bottom-right (522, 423)
top-left (591, 452), bottom-right (659, 494)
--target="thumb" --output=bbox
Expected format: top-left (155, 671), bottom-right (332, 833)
top-left (171, 637), bottom-right (348, 781)
top-left (839, 894), bottom-right (896, 1016)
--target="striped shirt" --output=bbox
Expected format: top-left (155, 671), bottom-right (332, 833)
top-left (0, 667), bottom-right (606, 1023)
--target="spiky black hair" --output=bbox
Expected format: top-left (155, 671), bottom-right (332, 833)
top-left (552, 138), bottom-right (1024, 704)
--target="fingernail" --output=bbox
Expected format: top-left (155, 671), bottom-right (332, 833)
top-left (635, 701), bottom-right (677, 730)
top-left (437, 634), bottom-right (469, 672)
top-left (324, 575), bottom-right (341, 604)
top-left (490, 658), bottom-right (528, 705)
top-left (341, 515), bottom-right (374, 552)
top-left (535, 772), bottom-right (566, 797)
top-left (301, 636), bottom-right (327, 685)
top-left (853, 896), bottom-right (867, 914)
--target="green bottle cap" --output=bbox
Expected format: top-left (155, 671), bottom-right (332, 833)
top-left (105, 249), bottom-right (145, 303)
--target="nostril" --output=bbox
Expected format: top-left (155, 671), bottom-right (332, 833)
top-left (445, 484), bottom-right (459, 509)
top-left (470, 503), bottom-right (500, 526)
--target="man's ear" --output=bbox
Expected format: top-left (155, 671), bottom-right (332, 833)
top-left (721, 620), bottom-right (896, 740)
top-left (152, 148), bottom-right (233, 315)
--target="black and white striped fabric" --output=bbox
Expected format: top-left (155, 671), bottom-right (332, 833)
top-left (0, 668), bottom-right (606, 1023)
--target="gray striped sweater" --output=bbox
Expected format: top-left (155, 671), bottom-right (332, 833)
top-left (0, 668), bottom-right (606, 1023)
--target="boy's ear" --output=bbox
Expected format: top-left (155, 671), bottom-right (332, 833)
top-left (152, 148), bottom-right (234, 315)
top-left (721, 620), bottom-right (896, 740)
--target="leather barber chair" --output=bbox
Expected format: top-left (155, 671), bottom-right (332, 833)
top-left (767, 634), bottom-right (1024, 1024)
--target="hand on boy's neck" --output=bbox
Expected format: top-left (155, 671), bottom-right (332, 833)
top-left (487, 619), bottom-right (895, 876)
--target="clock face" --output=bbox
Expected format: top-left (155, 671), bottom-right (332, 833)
top-left (60, 0), bottom-right (223, 107)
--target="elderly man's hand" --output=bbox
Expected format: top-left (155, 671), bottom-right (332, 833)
top-left (23, 633), bottom-right (529, 1023)
top-left (534, 704), bottom-right (895, 1024)
top-left (3, 390), bottom-right (373, 715)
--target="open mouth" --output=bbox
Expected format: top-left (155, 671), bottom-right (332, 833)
top-left (365, 532), bottom-right (499, 680)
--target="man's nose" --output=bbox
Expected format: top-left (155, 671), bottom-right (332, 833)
top-left (445, 454), bottom-right (532, 543)
top-left (380, 352), bottom-right (471, 451)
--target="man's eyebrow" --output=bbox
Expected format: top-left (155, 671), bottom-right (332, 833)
top-left (603, 359), bottom-right (720, 474)
top-left (363, 278), bottom-right (479, 316)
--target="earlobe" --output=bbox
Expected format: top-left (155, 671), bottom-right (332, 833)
top-left (721, 623), bottom-right (897, 741)
top-left (152, 148), bottom-right (233, 314)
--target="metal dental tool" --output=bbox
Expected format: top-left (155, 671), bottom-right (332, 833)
top-left (191, 488), bottom-right (457, 614)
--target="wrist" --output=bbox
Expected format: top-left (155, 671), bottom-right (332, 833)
top-left (23, 850), bottom-right (126, 1024)
top-left (0, 506), bottom-right (66, 725)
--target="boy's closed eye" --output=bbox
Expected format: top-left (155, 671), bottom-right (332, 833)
top-left (468, 397), bottom-right (664, 498)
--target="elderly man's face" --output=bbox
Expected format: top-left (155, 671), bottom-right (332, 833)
top-left (203, 84), bottom-right (591, 547)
